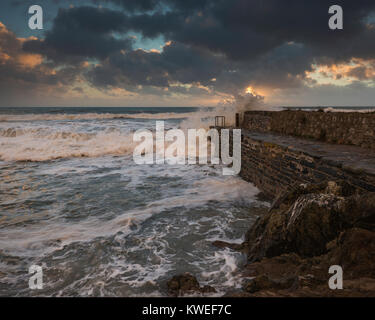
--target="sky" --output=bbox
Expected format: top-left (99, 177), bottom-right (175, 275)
top-left (1, 0), bottom-right (375, 107)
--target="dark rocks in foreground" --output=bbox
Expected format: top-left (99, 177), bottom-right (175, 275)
top-left (237, 180), bottom-right (375, 296)
top-left (167, 273), bottom-right (216, 297)
top-left (245, 180), bottom-right (375, 261)
top-left (166, 180), bottom-right (375, 297)
top-left (238, 228), bottom-right (375, 296)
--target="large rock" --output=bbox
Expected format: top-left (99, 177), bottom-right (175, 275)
top-left (283, 193), bottom-right (349, 256)
top-left (244, 274), bottom-right (298, 293)
top-left (325, 228), bottom-right (375, 279)
top-left (347, 193), bottom-right (375, 230)
top-left (235, 228), bottom-right (375, 297)
top-left (245, 181), bottom-right (374, 261)
top-left (167, 273), bottom-right (216, 297)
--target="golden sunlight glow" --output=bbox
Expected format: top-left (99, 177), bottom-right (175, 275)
top-left (305, 59), bottom-right (375, 86)
top-left (244, 85), bottom-right (269, 98)
top-left (0, 52), bottom-right (11, 63)
top-left (246, 86), bottom-right (255, 95)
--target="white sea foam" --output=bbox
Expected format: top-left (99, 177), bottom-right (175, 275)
top-left (0, 170), bottom-right (258, 255)
top-left (200, 249), bottom-right (245, 292)
top-left (0, 120), bottom-right (221, 162)
top-left (0, 111), bottom-right (200, 122)
top-left (0, 128), bottom-right (137, 161)
top-left (0, 108), bottom-right (264, 296)
top-left (323, 107), bottom-right (375, 113)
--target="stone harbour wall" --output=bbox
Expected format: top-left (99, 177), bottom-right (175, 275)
top-left (242, 111), bottom-right (375, 150)
top-left (239, 132), bottom-right (375, 200)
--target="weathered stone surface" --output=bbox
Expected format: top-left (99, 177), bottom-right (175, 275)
top-left (244, 274), bottom-right (297, 293)
top-left (234, 229), bottom-right (375, 297)
top-left (167, 273), bottom-right (199, 296)
top-left (243, 253), bottom-right (304, 279)
top-left (245, 181), bottom-right (374, 261)
top-left (166, 273), bottom-right (216, 297)
top-left (223, 290), bottom-right (253, 297)
top-left (239, 131), bottom-right (375, 199)
top-left (346, 193), bottom-right (375, 230)
top-left (325, 228), bottom-right (375, 279)
top-left (284, 193), bottom-right (348, 256)
top-left (200, 285), bottom-right (217, 294)
top-left (243, 110), bottom-right (375, 151)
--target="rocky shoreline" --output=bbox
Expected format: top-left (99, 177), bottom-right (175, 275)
top-left (167, 180), bottom-right (375, 297)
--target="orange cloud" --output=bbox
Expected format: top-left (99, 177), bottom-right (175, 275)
top-left (0, 22), bottom-right (43, 69)
top-left (0, 52), bottom-right (11, 64)
top-left (306, 59), bottom-right (375, 85)
top-left (17, 53), bottom-right (43, 68)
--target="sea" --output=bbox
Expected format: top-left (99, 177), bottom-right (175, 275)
top-left (0, 106), bottom-right (266, 296)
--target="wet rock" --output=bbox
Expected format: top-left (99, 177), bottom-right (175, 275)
top-left (347, 193), bottom-right (375, 230)
top-left (232, 232), bottom-right (375, 297)
top-left (325, 228), bottom-right (375, 278)
top-left (244, 275), bottom-right (273, 293)
top-left (243, 253), bottom-right (303, 279)
top-left (201, 285), bottom-right (217, 294)
top-left (167, 273), bottom-right (200, 296)
top-left (223, 290), bottom-right (252, 297)
top-left (283, 193), bottom-right (349, 257)
top-left (212, 240), bottom-right (243, 251)
top-left (167, 273), bottom-right (216, 297)
top-left (256, 192), bottom-right (272, 202)
top-left (344, 278), bottom-right (375, 292)
top-left (221, 181), bottom-right (375, 297)
top-left (270, 180), bottom-right (357, 211)
top-left (244, 274), bottom-right (298, 293)
top-left (244, 181), bottom-right (372, 261)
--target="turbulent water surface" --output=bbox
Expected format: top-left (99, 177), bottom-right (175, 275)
top-left (0, 107), bottom-right (267, 296)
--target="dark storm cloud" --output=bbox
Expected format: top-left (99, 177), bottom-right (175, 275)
top-left (87, 41), bottom-right (226, 90)
top-left (0, 22), bottom-right (83, 105)
top-left (102, 0), bottom-right (212, 12)
top-left (86, 39), bottom-right (317, 96)
top-left (23, 6), bottom-right (133, 63)
top-left (217, 43), bottom-right (316, 91)
top-left (3, 0), bottom-right (375, 103)
top-left (95, 0), bottom-right (159, 12)
top-left (97, 0), bottom-right (375, 62)
top-left (86, 0), bottom-right (375, 94)
top-left (0, 23), bottom-right (70, 87)
top-left (209, 0), bottom-right (375, 61)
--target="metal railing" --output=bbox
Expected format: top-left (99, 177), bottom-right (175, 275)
top-left (215, 116), bottom-right (225, 127)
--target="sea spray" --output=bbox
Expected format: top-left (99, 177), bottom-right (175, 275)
top-left (133, 121), bottom-right (241, 175)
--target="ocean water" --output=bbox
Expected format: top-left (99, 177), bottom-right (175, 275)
top-left (284, 106), bottom-right (375, 112)
top-left (0, 107), bottom-right (266, 296)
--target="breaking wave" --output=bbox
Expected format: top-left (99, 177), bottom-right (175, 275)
top-left (0, 106), bottom-right (266, 297)
top-left (0, 112), bottom-right (201, 122)
top-left (0, 128), bottom-right (137, 161)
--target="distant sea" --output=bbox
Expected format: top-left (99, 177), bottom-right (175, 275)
top-left (282, 106), bottom-right (375, 112)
